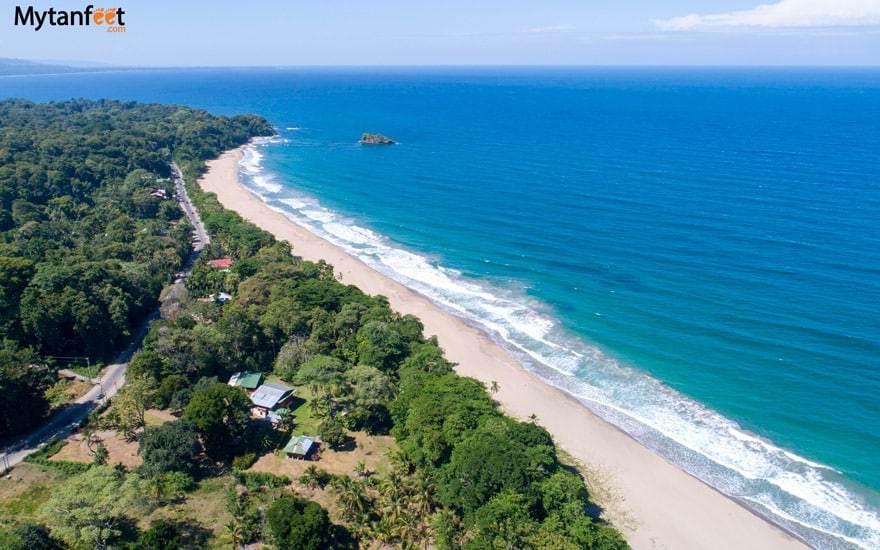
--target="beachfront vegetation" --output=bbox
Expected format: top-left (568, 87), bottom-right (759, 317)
top-left (0, 99), bottom-right (626, 548)
top-left (0, 98), bottom-right (273, 439)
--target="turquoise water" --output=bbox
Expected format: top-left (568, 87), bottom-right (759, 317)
top-left (3, 67), bottom-right (879, 548)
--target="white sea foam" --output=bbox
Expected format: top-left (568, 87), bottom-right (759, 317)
top-left (239, 139), bottom-right (880, 550)
top-left (252, 175), bottom-right (282, 193)
top-left (278, 197), bottom-right (310, 210)
top-left (241, 147), bottom-right (263, 175)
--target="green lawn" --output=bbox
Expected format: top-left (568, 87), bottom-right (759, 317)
top-left (288, 386), bottom-right (320, 436)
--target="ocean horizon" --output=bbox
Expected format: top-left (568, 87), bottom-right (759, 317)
top-left (3, 66), bottom-right (879, 549)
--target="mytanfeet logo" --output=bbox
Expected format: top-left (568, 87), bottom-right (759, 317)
top-left (14, 4), bottom-right (127, 32)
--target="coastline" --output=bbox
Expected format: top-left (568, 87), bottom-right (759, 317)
top-left (198, 144), bottom-right (810, 550)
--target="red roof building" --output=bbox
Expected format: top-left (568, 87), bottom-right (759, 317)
top-left (207, 258), bottom-right (234, 269)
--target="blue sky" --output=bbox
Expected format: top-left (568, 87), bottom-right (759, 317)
top-left (2, 0), bottom-right (879, 66)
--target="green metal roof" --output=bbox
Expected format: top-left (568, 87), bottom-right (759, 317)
top-left (228, 371), bottom-right (262, 389)
top-left (282, 435), bottom-right (315, 456)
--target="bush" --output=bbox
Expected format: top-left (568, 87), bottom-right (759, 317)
top-left (231, 452), bottom-right (257, 470)
top-left (318, 417), bottom-right (347, 450)
top-left (24, 439), bottom-right (92, 475)
top-left (27, 438), bottom-right (66, 460)
top-left (138, 519), bottom-right (180, 550)
top-left (235, 470), bottom-right (290, 491)
top-left (24, 458), bottom-right (92, 475)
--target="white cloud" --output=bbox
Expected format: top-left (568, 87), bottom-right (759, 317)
top-left (654, 0), bottom-right (880, 31)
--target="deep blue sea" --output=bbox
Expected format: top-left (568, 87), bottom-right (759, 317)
top-left (3, 67), bottom-right (879, 548)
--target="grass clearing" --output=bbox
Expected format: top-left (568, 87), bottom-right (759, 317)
top-left (288, 385), bottom-right (320, 435)
top-left (145, 408), bottom-right (176, 427)
top-left (0, 464), bottom-right (64, 521)
top-left (136, 475), bottom-right (234, 549)
top-left (250, 431), bottom-right (398, 482)
top-left (52, 430), bottom-right (141, 467)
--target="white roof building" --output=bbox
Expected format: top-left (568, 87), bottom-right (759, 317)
top-left (250, 382), bottom-right (294, 411)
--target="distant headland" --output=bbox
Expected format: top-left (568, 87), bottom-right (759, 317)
top-left (360, 132), bottom-right (396, 144)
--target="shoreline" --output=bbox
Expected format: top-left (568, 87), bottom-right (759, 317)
top-left (198, 144), bottom-right (810, 550)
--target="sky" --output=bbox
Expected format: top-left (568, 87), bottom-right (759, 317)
top-left (1, 0), bottom-right (879, 66)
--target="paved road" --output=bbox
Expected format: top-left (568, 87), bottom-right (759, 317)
top-left (171, 162), bottom-right (210, 257)
top-left (2, 165), bottom-right (207, 472)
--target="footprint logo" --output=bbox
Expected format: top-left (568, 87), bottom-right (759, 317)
top-left (93, 7), bottom-right (105, 24)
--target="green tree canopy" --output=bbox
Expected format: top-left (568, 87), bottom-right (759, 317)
top-left (138, 419), bottom-right (202, 478)
top-left (0, 344), bottom-right (54, 438)
top-left (184, 383), bottom-right (252, 456)
top-left (38, 465), bottom-right (154, 549)
top-left (266, 494), bottom-right (334, 550)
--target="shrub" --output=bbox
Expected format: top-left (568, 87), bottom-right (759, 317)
top-left (235, 470), bottom-right (290, 491)
top-left (232, 452), bottom-right (257, 470)
top-left (318, 417), bottom-right (347, 450)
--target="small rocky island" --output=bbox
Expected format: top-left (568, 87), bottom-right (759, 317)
top-left (360, 132), bottom-right (396, 144)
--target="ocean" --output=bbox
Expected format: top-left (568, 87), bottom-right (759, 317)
top-left (3, 67), bottom-right (879, 548)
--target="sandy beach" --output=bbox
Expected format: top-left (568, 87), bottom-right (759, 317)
top-left (198, 145), bottom-right (809, 550)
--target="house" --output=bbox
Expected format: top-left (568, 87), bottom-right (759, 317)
top-left (250, 382), bottom-right (294, 418)
top-left (207, 258), bottom-right (234, 269)
top-left (228, 371), bottom-right (263, 393)
top-left (198, 292), bottom-right (233, 304)
top-left (283, 435), bottom-right (318, 460)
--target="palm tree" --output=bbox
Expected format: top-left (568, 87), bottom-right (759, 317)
top-left (332, 475), bottom-right (369, 521)
top-left (273, 408), bottom-right (295, 451)
top-left (222, 520), bottom-right (245, 549)
top-left (387, 448), bottom-right (414, 476)
top-left (308, 396), bottom-right (332, 419)
top-left (275, 408), bottom-right (295, 434)
top-left (353, 460), bottom-right (370, 478)
top-left (368, 518), bottom-right (395, 546)
top-left (380, 489), bottom-right (406, 526)
top-left (393, 512), bottom-right (423, 549)
top-left (300, 464), bottom-right (322, 489)
top-left (406, 473), bottom-right (438, 517)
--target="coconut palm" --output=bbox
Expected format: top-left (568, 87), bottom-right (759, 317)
top-left (300, 464), bottom-right (322, 489)
top-left (386, 448), bottom-right (414, 476)
top-left (393, 512), bottom-right (424, 548)
top-left (406, 473), bottom-right (439, 517)
top-left (332, 475), bottom-right (369, 521)
top-left (368, 517), bottom-right (395, 546)
top-left (222, 520), bottom-right (245, 549)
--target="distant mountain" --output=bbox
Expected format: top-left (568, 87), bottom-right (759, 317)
top-left (0, 58), bottom-right (94, 76)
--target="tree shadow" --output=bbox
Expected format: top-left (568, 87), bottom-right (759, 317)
top-left (331, 523), bottom-right (359, 549)
top-left (176, 519), bottom-right (213, 549)
top-left (329, 435), bottom-right (357, 453)
top-left (286, 395), bottom-right (307, 412)
top-left (560, 462), bottom-right (606, 521)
